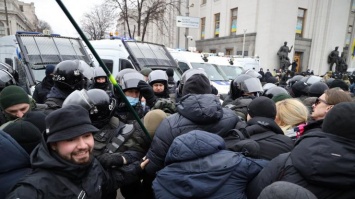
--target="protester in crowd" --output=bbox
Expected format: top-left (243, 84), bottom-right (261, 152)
top-left (308, 82), bottom-right (329, 98)
top-left (302, 88), bottom-right (352, 135)
top-left (165, 68), bottom-right (176, 94)
top-left (289, 80), bottom-right (309, 100)
top-left (0, 130), bottom-right (31, 198)
top-left (63, 89), bottom-right (153, 199)
top-left (145, 70), bottom-right (239, 175)
top-left (329, 79), bottom-right (349, 92)
top-left (45, 60), bottom-right (91, 110)
top-left (6, 105), bottom-right (149, 199)
top-left (275, 98), bottom-right (308, 139)
top-left (3, 120), bottom-right (42, 155)
top-left (0, 85), bottom-right (31, 129)
top-left (259, 68), bottom-right (265, 82)
top-left (153, 130), bottom-right (264, 199)
top-left (247, 102), bottom-right (355, 199)
top-left (264, 69), bottom-right (273, 81)
top-left (233, 96), bottom-right (294, 160)
top-left (32, 65), bottom-right (55, 104)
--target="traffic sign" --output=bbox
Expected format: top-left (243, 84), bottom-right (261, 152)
top-left (176, 16), bottom-right (200, 28)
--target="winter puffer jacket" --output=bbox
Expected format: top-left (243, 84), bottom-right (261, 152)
top-left (0, 130), bottom-right (31, 198)
top-left (145, 94), bottom-right (239, 175)
top-left (247, 131), bottom-right (355, 199)
top-left (153, 130), bottom-right (264, 199)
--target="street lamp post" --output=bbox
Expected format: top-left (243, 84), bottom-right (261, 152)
top-left (185, 0), bottom-right (189, 50)
top-left (4, 0), bottom-right (10, 35)
top-left (242, 29), bottom-right (247, 57)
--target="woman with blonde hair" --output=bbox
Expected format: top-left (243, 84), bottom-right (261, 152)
top-left (275, 98), bottom-right (309, 138)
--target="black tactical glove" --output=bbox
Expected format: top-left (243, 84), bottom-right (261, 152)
top-left (138, 80), bottom-right (156, 107)
top-left (97, 153), bottom-right (124, 169)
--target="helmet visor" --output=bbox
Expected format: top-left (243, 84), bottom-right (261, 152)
top-left (306, 76), bottom-right (322, 85)
top-left (62, 89), bottom-right (94, 110)
top-left (0, 70), bottom-right (14, 87)
top-left (240, 78), bottom-right (263, 93)
top-left (120, 73), bottom-right (144, 90)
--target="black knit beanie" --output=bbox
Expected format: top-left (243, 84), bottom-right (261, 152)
top-left (248, 96), bottom-right (276, 119)
top-left (0, 85), bottom-right (30, 110)
top-left (329, 79), bottom-right (349, 91)
top-left (4, 120), bottom-right (42, 154)
top-left (322, 102), bottom-right (355, 140)
top-left (23, 111), bottom-right (47, 133)
top-left (166, 68), bottom-right (174, 77)
top-left (182, 74), bottom-right (212, 96)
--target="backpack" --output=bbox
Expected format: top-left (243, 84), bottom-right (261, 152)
top-left (224, 127), bottom-right (276, 158)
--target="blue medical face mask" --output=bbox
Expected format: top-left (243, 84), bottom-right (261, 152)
top-left (126, 96), bottom-right (139, 106)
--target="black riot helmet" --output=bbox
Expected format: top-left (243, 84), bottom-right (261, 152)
top-left (0, 69), bottom-right (17, 91)
top-left (242, 69), bottom-right (262, 79)
top-left (178, 68), bottom-right (208, 95)
top-left (53, 60), bottom-right (93, 93)
top-left (117, 70), bottom-right (144, 92)
top-left (308, 82), bottom-right (329, 97)
top-left (286, 74), bottom-right (304, 87)
top-left (263, 86), bottom-right (289, 99)
top-left (262, 83), bottom-right (277, 95)
top-left (230, 74), bottom-right (263, 99)
top-left (62, 89), bottom-right (116, 128)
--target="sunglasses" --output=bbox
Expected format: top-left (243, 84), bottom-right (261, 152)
top-left (314, 98), bottom-right (329, 106)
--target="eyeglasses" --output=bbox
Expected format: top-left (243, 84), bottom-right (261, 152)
top-left (314, 98), bottom-right (329, 106)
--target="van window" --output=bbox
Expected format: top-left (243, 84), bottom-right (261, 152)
top-left (178, 62), bottom-right (190, 73)
top-left (102, 59), bottom-right (113, 73)
top-left (120, 59), bottom-right (134, 70)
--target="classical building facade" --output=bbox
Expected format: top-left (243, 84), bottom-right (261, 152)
top-left (0, 0), bottom-right (37, 36)
top-left (185, 0), bottom-right (353, 75)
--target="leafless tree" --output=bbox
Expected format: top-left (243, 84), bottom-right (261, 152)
top-left (107, 0), bottom-right (181, 41)
top-left (36, 19), bottom-right (52, 33)
top-left (80, 3), bottom-right (117, 40)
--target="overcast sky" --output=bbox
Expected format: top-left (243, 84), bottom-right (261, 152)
top-left (22, 0), bottom-right (105, 37)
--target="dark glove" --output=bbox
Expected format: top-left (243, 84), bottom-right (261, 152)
top-left (97, 153), bottom-right (124, 169)
top-left (137, 80), bottom-right (156, 107)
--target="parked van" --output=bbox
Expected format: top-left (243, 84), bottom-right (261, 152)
top-left (233, 57), bottom-right (261, 71)
top-left (169, 50), bottom-right (230, 95)
top-left (0, 31), bottom-right (92, 94)
top-left (89, 38), bottom-right (182, 81)
top-left (206, 56), bottom-right (244, 81)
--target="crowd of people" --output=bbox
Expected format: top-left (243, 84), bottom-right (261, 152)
top-left (0, 60), bottom-right (354, 199)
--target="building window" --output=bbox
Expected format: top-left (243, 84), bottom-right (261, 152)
top-left (230, 8), bottom-right (238, 35)
top-left (226, 48), bottom-right (233, 55)
top-left (20, 5), bottom-right (24, 12)
top-left (214, 13), bottom-right (220, 38)
top-left (201, 17), bottom-right (205, 40)
top-left (201, 0), bottom-right (206, 5)
top-left (0, 22), bottom-right (5, 36)
top-left (210, 49), bottom-right (216, 53)
top-left (296, 8), bottom-right (306, 37)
